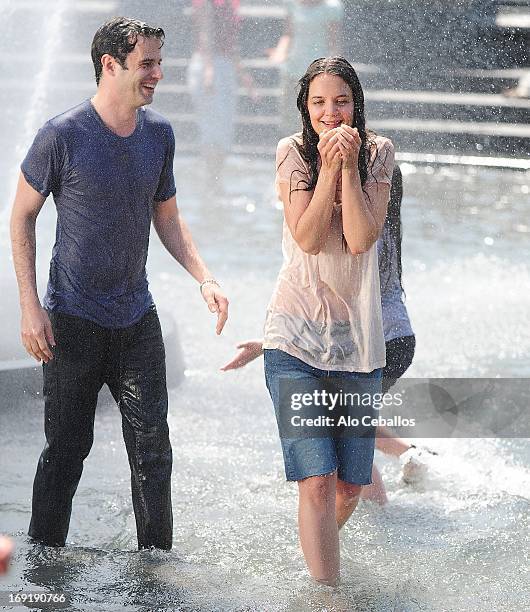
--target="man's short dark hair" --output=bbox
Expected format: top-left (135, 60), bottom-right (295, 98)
top-left (91, 17), bottom-right (165, 85)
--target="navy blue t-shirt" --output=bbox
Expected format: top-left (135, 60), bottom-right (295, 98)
top-left (21, 100), bottom-right (176, 328)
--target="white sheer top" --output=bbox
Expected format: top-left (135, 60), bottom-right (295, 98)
top-left (263, 133), bottom-right (395, 372)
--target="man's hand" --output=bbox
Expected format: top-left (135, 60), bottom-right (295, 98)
top-left (21, 303), bottom-right (55, 363)
top-left (200, 284), bottom-right (229, 335)
top-left (221, 340), bottom-right (264, 371)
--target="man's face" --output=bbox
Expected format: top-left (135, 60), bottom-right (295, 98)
top-left (115, 35), bottom-right (163, 108)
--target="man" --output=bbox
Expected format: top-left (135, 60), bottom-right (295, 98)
top-left (10, 17), bottom-right (228, 550)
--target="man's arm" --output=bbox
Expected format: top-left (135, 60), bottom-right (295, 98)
top-left (10, 172), bottom-right (55, 362)
top-left (152, 196), bottom-right (229, 334)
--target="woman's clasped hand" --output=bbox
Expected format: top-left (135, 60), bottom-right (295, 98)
top-left (318, 124), bottom-right (362, 172)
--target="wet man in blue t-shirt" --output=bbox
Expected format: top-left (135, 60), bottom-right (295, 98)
top-left (10, 17), bottom-right (229, 550)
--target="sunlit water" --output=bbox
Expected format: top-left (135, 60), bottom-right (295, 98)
top-left (1, 1), bottom-right (530, 610)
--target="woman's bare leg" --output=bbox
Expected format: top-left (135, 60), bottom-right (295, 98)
top-left (375, 425), bottom-right (411, 457)
top-left (360, 464), bottom-right (388, 505)
top-left (297, 472), bottom-right (340, 585)
top-left (335, 479), bottom-right (363, 529)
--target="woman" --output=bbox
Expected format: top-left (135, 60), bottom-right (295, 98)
top-left (223, 167), bottom-right (436, 505)
top-left (261, 57), bottom-right (393, 585)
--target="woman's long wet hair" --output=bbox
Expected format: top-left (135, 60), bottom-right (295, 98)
top-left (289, 56), bottom-right (376, 197)
top-left (380, 165), bottom-right (405, 294)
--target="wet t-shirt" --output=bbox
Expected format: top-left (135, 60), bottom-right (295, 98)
top-left (263, 133), bottom-right (394, 372)
top-left (21, 100), bottom-right (176, 328)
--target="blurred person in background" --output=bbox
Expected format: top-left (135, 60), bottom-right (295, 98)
top-left (268, 0), bottom-right (343, 134)
top-left (188, 0), bottom-right (255, 193)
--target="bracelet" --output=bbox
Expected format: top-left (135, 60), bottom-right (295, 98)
top-left (199, 278), bottom-right (220, 293)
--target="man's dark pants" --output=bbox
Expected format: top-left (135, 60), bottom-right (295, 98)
top-left (28, 305), bottom-right (173, 549)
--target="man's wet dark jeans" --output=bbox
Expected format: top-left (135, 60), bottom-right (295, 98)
top-left (28, 305), bottom-right (173, 550)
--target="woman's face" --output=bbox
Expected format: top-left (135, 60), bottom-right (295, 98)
top-left (306, 73), bottom-right (354, 135)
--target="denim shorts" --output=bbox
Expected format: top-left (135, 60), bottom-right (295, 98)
top-left (264, 349), bottom-right (382, 485)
